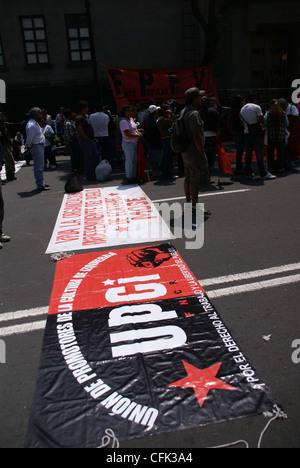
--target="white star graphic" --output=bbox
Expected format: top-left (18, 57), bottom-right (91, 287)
top-left (102, 279), bottom-right (116, 286)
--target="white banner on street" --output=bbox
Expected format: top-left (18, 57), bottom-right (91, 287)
top-left (46, 186), bottom-right (175, 254)
top-left (1, 160), bottom-right (26, 181)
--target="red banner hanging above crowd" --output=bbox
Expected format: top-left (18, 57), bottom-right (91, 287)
top-left (105, 65), bottom-right (220, 110)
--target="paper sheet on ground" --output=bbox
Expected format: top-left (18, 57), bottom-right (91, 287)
top-left (1, 160), bottom-right (26, 180)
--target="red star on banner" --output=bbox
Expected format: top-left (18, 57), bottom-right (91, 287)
top-left (168, 361), bottom-right (237, 408)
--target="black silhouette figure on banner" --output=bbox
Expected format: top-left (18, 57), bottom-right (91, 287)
top-left (127, 245), bottom-right (173, 268)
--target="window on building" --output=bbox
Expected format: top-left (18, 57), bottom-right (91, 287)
top-left (65, 15), bottom-right (92, 63)
top-left (0, 36), bottom-right (5, 67)
top-left (251, 33), bottom-right (288, 89)
top-left (20, 16), bottom-right (49, 65)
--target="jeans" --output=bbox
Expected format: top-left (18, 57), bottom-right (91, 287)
top-left (30, 144), bottom-right (45, 188)
top-left (69, 141), bottom-right (84, 174)
top-left (44, 146), bottom-right (57, 167)
top-left (204, 136), bottom-right (217, 172)
top-left (149, 148), bottom-right (163, 166)
top-left (79, 138), bottom-right (100, 179)
top-left (267, 141), bottom-right (285, 172)
top-left (161, 137), bottom-right (173, 178)
top-left (122, 140), bottom-right (138, 179)
top-left (0, 179), bottom-right (4, 235)
top-left (96, 136), bottom-right (112, 165)
top-left (245, 133), bottom-right (267, 177)
top-left (232, 130), bottom-right (245, 173)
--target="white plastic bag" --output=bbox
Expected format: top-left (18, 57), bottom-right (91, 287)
top-left (95, 159), bottom-right (112, 181)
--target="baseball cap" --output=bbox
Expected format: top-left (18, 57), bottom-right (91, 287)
top-left (184, 88), bottom-right (205, 101)
top-left (148, 105), bottom-right (160, 113)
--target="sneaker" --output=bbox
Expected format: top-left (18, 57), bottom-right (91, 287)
top-left (0, 242), bottom-right (2, 249)
top-left (192, 206), bottom-right (212, 216)
top-left (246, 173), bottom-right (255, 179)
top-left (261, 172), bottom-right (276, 180)
top-left (0, 234), bottom-right (10, 243)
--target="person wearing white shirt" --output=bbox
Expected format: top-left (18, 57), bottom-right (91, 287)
top-left (25, 107), bottom-right (50, 191)
top-left (240, 102), bottom-right (264, 134)
top-left (278, 98), bottom-right (300, 167)
top-left (89, 104), bottom-right (112, 164)
top-left (41, 118), bottom-right (57, 169)
top-left (240, 95), bottom-right (275, 180)
top-left (278, 99), bottom-right (299, 118)
top-left (55, 107), bottom-right (66, 139)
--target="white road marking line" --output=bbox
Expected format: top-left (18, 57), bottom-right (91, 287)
top-left (199, 263), bottom-right (300, 287)
top-left (206, 274), bottom-right (300, 299)
top-left (1, 266), bottom-right (300, 337)
top-left (0, 320), bottom-right (47, 337)
top-left (0, 306), bottom-right (48, 323)
top-left (153, 189), bottom-right (251, 203)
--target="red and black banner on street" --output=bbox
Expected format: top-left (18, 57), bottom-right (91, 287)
top-left (26, 244), bottom-right (278, 448)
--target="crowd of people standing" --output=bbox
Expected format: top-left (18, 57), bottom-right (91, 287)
top-left (1, 92), bottom-right (299, 190)
top-left (231, 94), bottom-right (300, 177)
top-left (0, 89), bottom-right (299, 245)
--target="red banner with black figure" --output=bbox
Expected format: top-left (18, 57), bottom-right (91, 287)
top-left (105, 66), bottom-right (220, 110)
top-left (26, 244), bottom-right (280, 448)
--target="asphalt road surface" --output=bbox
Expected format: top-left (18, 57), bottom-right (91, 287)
top-left (0, 151), bottom-right (299, 449)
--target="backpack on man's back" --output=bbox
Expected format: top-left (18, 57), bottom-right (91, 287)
top-left (170, 108), bottom-right (192, 154)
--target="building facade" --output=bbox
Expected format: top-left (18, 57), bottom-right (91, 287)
top-left (0, 0), bottom-right (299, 119)
top-left (224, 0), bottom-right (300, 101)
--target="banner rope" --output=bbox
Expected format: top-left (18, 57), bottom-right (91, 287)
top-left (96, 405), bottom-right (287, 449)
top-left (97, 428), bottom-right (120, 448)
top-left (257, 405), bottom-right (288, 449)
top-left (208, 404), bottom-right (288, 449)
